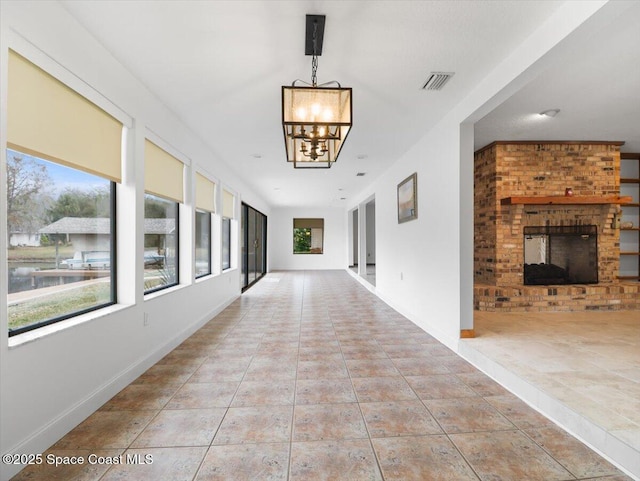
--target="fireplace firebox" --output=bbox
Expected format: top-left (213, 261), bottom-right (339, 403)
top-left (523, 225), bottom-right (598, 285)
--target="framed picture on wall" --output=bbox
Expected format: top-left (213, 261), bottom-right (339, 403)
top-left (397, 173), bottom-right (417, 223)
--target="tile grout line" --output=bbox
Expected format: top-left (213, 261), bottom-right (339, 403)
top-left (286, 272), bottom-right (304, 481)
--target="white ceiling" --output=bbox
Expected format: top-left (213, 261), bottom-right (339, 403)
top-left (60, 0), bottom-right (640, 208)
top-left (474, 1), bottom-right (640, 153)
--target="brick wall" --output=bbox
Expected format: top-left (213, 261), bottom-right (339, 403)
top-left (474, 142), bottom-right (622, 286)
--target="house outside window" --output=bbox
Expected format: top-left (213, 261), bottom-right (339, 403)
top-left (293, 218), bottom-right (324, 254)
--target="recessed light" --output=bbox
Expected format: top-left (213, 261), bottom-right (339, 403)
top-left (539, 109), bottom-right (560, 117)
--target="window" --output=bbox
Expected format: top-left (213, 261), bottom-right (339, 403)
top-left (6, 50), bottom-right (122, 336)
top-left (6, 150), bottom-right (116, 336)
top-left (144, 194), bottom-right (179, 293)
top-left (221, 189), bottom-right (234, 271)
top-left (293, 218), bottom-right (324, 254)
top-left (195, 210), bottom-right (211, 278)
top-left (195, 173), bottom-right (215, 278)
top-left (222, 217), bottom-right (231, 270)
top-left (143, 139), bottom-right (183, 293)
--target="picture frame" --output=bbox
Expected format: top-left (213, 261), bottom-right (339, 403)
top-left (397, 173), bottom-right (417, 223)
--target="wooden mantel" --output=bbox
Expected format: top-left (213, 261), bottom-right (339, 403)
top-left (500, 195), bottom-right (632, 206)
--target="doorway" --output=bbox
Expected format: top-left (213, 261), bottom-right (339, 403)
top-left (364, 199), bottom-right (376, 285)
top-left (350, 208), bottom-right (359, 271)
top-left (241, 202), bottom-right (267, 291)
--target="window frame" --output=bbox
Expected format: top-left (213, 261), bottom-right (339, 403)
top-left (293, 218), bottom-right (325, 255)
top-left (8, 174), bottom-right (117, 338)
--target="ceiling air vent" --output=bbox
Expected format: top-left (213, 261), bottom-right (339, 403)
top-left (356, 172), bottom-right (366, 177)
top-left (422, 72), bottom-right (454, 91)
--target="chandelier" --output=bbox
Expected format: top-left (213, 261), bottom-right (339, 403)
top-left (282, 15), bottom-right (352, 168)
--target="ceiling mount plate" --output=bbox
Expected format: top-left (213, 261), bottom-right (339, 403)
top-left (305, 14), bottom-right (325, 56)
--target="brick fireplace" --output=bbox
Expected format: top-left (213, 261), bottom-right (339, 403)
top-left (474, 141), bottom-right (640, 311)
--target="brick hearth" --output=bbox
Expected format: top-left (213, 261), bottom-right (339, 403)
top-left (474, 141), bottom-right (640, 311)
top-left (474, 282), bottom-right (640, 311)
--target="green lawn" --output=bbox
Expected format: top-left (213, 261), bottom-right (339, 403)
top-left (8, 245), bottom-right (76, 262)
top-left (8, 282), bottom-right (111, 331)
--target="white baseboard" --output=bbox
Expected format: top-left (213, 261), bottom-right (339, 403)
top-left (1, 295), bottom-right (238, 481)
top-left (344, 268), bottom-right (459, 353)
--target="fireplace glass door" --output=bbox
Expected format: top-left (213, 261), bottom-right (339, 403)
top-left (523, 225), bottom-right (598, 285)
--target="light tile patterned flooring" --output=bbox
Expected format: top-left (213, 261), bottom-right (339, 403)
top-left (12, 271), bottom-right (633, 480)
top-left (469, 309), bottom-right (640, 476)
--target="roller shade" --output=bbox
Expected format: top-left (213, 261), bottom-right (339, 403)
top-left (195, 173), bottom-right (215, 212)
top-left (222, 189), bottom-right (235, 219)
top-left (7, 49), bottom-right (122, 182)
top-left (294, 218), bottom-right (324, 229)
top-left (144, 139), bottom-right (184, 203)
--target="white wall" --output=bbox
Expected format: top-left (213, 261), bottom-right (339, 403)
top-left (270, 206), bottom-right (347, 270)
top-left (347, 0), bottom-right (616, 349)
top-left (350, 115), bottom-right (466, 346)
top-left (0, 3), bottom-right (269, 480)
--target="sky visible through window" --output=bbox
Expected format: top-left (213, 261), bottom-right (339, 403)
top-left (8, 148), bottom-right (104, 195)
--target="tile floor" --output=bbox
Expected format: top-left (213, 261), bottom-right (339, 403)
top-left (12, 271), bottom-right (633, 480)
top-left (465, 309), bottom-right (640, 478)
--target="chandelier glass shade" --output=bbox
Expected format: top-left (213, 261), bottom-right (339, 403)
top-left (282, 84), bottom-right (352, 168)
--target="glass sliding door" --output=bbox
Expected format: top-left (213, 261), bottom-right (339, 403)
top-left (241, 203), bottom-right (267, 290)
top-left (255, 213), bottom-right (264, 281)
top-left (248, 206), bottom-right (257, 285)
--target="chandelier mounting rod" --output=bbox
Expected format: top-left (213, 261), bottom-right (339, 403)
top-left (304, 15), bottom-right (325, 56)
